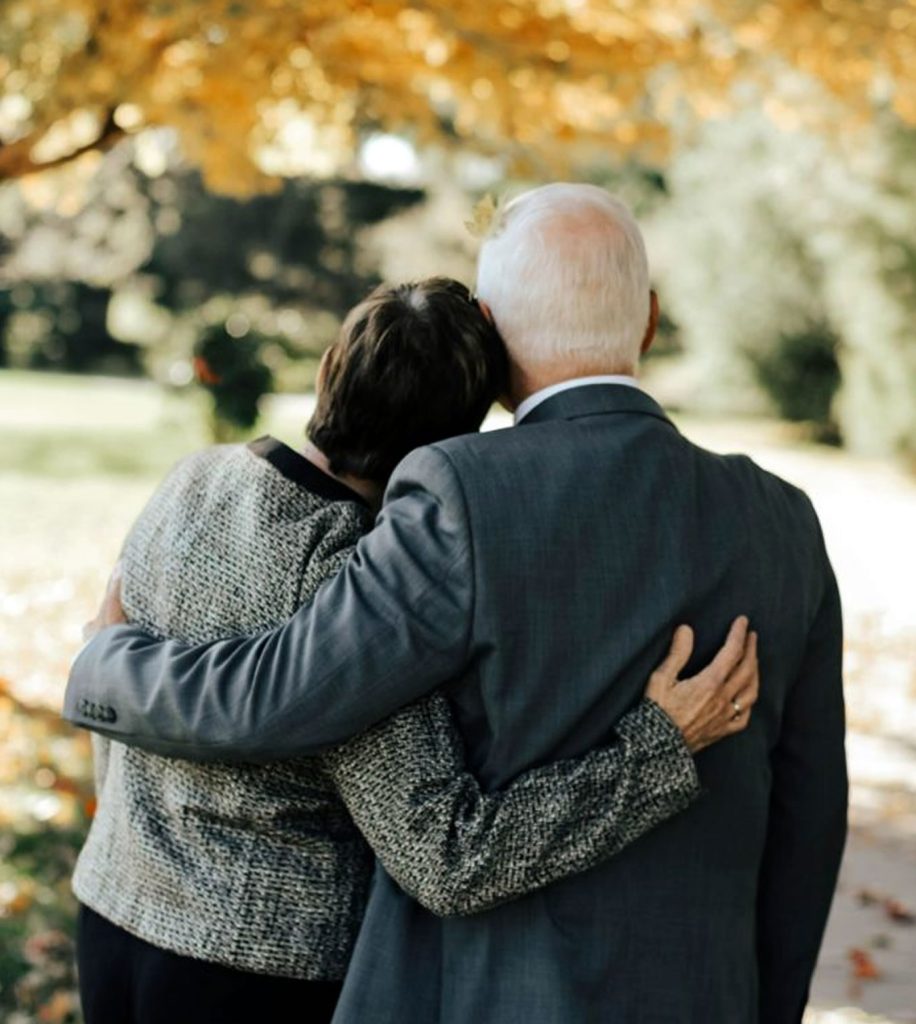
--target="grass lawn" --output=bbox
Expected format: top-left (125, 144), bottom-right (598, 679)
top-left (0, 370), bottom-right (317, 479)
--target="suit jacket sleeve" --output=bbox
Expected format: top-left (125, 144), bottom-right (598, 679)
top-left (324, 694), bottom-right (701, 916)
top-left (62, 445), bottom-right (475, 761)
top-left (756, 534), bottom-right (848, 1024)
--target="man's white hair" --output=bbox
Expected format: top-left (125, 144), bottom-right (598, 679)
top-left (475, 183), bottom-right (650, 373)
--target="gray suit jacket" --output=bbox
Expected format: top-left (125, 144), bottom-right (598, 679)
top-left (66, 385), bottom-right (847, 1023)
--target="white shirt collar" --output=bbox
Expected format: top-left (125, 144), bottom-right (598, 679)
top-left (514, 375), bottom-right (641, 425)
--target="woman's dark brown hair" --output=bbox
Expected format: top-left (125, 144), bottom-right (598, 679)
top-left (307, 278), bottom-right (508, 481)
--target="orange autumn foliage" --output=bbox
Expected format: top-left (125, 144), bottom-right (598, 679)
top-left (848, 948), bottom-right (882, 981)
top-left (0, 2), bottom-right (915, 193)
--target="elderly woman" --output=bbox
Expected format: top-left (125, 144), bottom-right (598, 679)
top-left (73, 278), bottom-right (755, 1024)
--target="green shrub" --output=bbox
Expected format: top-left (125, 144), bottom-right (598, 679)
top-left (652, 112), bottom-right (916, 461)
top-left (750, 326), bottom-right (841, 441)
top-left (193, 325), bottom-right (275, 442)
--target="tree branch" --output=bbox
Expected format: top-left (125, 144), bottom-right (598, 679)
top-left (0, 109), bottom-right (125, 182)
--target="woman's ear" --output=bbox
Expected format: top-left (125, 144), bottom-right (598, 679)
top-left (315, 348), bottom-right (332, 395)
top-left (477, 299), bottom-right (495, 326)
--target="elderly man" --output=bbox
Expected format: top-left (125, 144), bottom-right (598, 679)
top-left (66, 184), bottom-right (847, 1024)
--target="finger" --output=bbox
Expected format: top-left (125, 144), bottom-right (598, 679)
top-left (724, 632), bottom-right (758, 701)
top-left (106, 560), bottom-right (124, 597)
top-left (734, 653), bottom-right (761, 707)
top-left (729, 687), bottom-right (757, 716)
top-left (699, 616), bottom-right (749, 685)
top-left (726, 712), bottom-right (750, 734)
top-left (725, 674), bottom-right (759, 725)
top-left (654, 625), bottom-right (695, 684)
top-left (730, 679), bottom-right (760, 712)
top-left (723, 690), bottom-right (754, 722)
top-left (725, 630), bottom-right (757, 689)
top-left (97, 560), bottom-right (127, 623)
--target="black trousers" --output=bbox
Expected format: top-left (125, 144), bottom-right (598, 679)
top-left (77, 904), bottom-right (343, 1024)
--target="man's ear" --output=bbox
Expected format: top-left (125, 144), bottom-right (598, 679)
top-left (640, 290), bottom-right (660, 357)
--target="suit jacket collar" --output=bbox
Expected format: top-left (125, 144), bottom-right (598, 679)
top-left (517, 382), bottom-right (678, 431)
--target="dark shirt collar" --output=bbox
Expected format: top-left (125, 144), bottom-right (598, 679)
top-left (247, 436), bottom-right (369, 507)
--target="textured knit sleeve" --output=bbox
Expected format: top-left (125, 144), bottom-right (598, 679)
top-left (323, 693), bottom-right (700, 917)
top-left (90, 734), bottom-right (111, 795)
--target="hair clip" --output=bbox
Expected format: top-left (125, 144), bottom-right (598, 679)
top-left (465, 194), bottom-right (501, 239)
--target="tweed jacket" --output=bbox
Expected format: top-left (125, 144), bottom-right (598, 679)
top-left (72, 436), bottom-right (700, 980)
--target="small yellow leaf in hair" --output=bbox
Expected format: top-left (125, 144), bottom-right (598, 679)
top-left (465, 193), bottom-right (498, 238)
